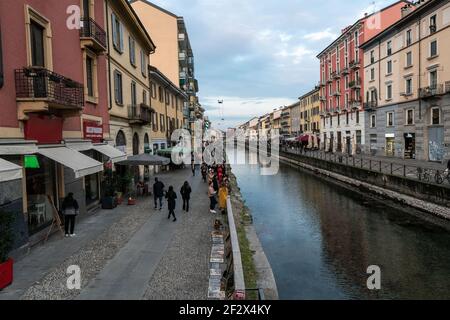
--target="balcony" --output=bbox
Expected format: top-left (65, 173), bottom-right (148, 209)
top-left (363, 101), bottom-right (377, 111)
top-left (15, 67), bottom-right (84, 120)
top-left (331, 71), bottom-right (341, 80)
top-left (341, 67), bottom-right (350, 75)
top-left (319, 96), bottom-right (326, 101)
top-left (281, 121), bottom-right (289, 126)
top-left (179, 52), bottom-right (186, 61)
top-left (318, 80), bottom-right (326, 87)
top-left (128, 104), bottom-right (152, 125)
top-left (419, 83), bottom-right (450, 99)
top-left (349, 78), bottom-right (362, 89)
top-left (332, 91), bottom-right (341, 96)
top-left (350, 60), bottom-right (361, 70)
top-left (350, 98), bottom-right (362, 110)
top-left (79, 17), bottom-right (107, 53)
top-left (326, 77), bottom-right (333, 84)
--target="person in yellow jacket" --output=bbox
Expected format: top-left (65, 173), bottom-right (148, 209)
top-left (218, 182), bottom-right (228, 212)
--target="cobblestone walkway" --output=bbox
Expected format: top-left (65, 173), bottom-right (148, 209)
top-left (0, 168), bottom-right (214, 300)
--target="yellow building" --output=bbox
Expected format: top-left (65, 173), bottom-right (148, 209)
top-left (361, 0), bottom-right (450, 161)
top-left (299, 88), bottom-right (321, 136)
top-left (149, 66), bottom-right (187, 152)
top-left (107, 0), bottom-right (155, 160)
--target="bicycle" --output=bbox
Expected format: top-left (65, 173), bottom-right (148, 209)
top-left (417, 167), bottom-right (432, 182)
top-left (435, 169), bottom-right (450, 185)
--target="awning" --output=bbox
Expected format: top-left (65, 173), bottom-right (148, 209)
top-left (117, 154), bottom-right (170, 166)
top-left (65, 140), bottom-right (94, 152)
top-left (0, 158), bottom-right (23, 182)
top-left (38, 147), bottom-right (103, 179)
top-left (157, 147), bottom-right (191, 155)
top-left (0, 141), bottom-right (38, 155)
top-left (92, 144), bottom-right (127, 163)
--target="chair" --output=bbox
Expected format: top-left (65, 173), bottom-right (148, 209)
top-left (36, 203), bottom-right (46, 224)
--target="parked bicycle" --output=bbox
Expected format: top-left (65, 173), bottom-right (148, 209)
top-left (435, 169), bottom-right (450, 185)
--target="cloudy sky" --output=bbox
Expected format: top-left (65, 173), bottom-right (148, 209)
top-left (149, 0), bottom-right (400, 130)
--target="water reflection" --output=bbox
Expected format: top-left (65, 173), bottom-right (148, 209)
top-left (231, 150), bottom-right (450, 300)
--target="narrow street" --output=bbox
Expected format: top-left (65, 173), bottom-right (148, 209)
top-left (0, 169), bottom-right (214, 300)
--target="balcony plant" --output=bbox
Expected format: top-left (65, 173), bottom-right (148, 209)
top-left (0, 209), bottom-right (15, 290)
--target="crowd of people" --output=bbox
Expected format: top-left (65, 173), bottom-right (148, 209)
top-left (151, 160), bottom-right (231, 222)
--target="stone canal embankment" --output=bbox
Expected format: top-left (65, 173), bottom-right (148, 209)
top-left (276, 150), bottom-right (450, 221)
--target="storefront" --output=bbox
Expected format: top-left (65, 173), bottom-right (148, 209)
top-left (385, 134), bottom-right (395, 157)
top-left (404, 133), bottom-right (416, 159)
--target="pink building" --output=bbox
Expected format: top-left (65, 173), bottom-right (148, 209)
top-left (317, 1), bottom-right (411, 155)
top-left (0, 1), bottom-right (123, 246)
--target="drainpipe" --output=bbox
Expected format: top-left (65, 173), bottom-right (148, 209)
top-left (106, 0), bottom-right (113, 112)
top-left (418, 19), bottom-right (422, 121)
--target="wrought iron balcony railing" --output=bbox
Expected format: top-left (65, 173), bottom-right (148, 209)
top-left (419, 83), bottom-right (449, 99)
top-left (128, 104), bottom-right (152, 124)
top-left (364, 101), bottom-right (377, 111)
top-left (80, 17), bottom-right (107, 51)
top-left (15, 67), bottom-right (84, 109)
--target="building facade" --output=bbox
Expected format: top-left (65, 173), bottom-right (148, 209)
top-left (289, 102), bottom-right (301, 136)
top-left (0, 0), bottom-right (128, 248)
top-left (317, 1), bottom-right (409, 155)
top-left (149, 65), bottom-right (187, 152)
top-left (106, 0), bottom-right (156, 184)
top-left (361, 0), bottom-right (450, 162)
top-left (299, 88), bottom-right (321, 136)
top-left (280, 106), bottom-right (292, 138)
top-left (130, 0), bottom-right (199, 132)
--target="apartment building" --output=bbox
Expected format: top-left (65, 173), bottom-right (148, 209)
top-left (0, 0), bottom-right (127, 248)
top-left (361, 0), bottom-right (450, 162)
top-left (106, 0), bottom-right (156, 184)
top-left (299, 88), bottom-right (321, 136)
top-left (317, 1), bottom-right (409, 155)
top-left (149, 65), bottom-right (187, 153)
top-left (280, 106), bottom-right (292, 138)
top-left (130, 0), bottom-right (199, 132)
top-left (289, 102), bottom-right (302, 136)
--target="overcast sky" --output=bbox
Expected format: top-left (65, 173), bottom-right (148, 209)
top-left (149, 0), bottom-right (399, 130)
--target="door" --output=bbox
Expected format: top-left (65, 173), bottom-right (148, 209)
top-left (329, 133), bottom-right (334, 152)
top-left (428, 127), bottom-right (444, 162)
top-left (386, 138), bottom-right (395, 157)
top-left (404, 133), bottom-right (415, 159)
top-left (30, 21), bottom-right (47, 98)
top-left (337, 132), bottom-right (342, 152)
top-left (346, 136), bottom-right (352, 155)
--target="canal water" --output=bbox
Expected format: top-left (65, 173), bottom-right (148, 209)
top-left (231, 151), bottom-right (450, 300)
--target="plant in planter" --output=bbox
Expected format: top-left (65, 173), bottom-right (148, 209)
top-left (0, 209), bottom-right (15, 290)
top-left (101, 168), bottom-right (117, 210)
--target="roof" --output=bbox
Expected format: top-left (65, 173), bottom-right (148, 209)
top-left (316, 0), bottom-right (411, 58)
top-left (149, 65), bottom-right (188, 98)
top-left (298, 87), bottom-right (320, 100)
top-left (361, 0), bottom-right (443, 49)
top-left (129, 0), bottom-right (179, 18)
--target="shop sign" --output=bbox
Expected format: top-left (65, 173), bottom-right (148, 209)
top-left (83, 122), bottom-right (103, 143)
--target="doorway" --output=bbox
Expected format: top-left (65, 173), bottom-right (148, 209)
top-left (386, 137), bottom-right (395, 157)
top-left (404, 133), bottom-right (416, 159)
top-left (428, 127), bottom-right (444, 162)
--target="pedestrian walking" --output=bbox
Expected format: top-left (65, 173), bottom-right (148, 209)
top-left (208, 181), bottom-right (217, 214)
top-left (180, 181), bottom-right (192, 212)
top-left (62, 192), bottom-right (79, 237)
top-left (165, 186), bottom-right (177, 222)
top-left (218, 182), bottom-right (228, 214)
top-left (153, 178), bottom-right (165, 210)
top-left (201, 163), bottom-right (207, 182)
top-left (191, 161), bottom-right (196, 176)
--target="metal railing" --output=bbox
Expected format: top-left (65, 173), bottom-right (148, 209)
top-left (280, 146), bottom-right (450, 187)
top-left (15, 67), bottom-right (84, 109)
top-left (128, 104), bottom-right (152, 124)
top-left (79, 17), bottom-right (107, 49)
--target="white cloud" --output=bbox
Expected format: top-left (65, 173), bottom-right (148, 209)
top-left (275, 46), bottom-right (314, 64)
top-left (303, 28), bottom-right (337, 42)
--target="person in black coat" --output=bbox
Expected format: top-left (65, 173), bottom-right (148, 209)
top-left (180, 181), bottom-right (192, 212)
top-left (62, 193), bottom-right (79, 237)
top-left (165, 186), bottom-right (177, 222)
top-left (153, 178), bottom-right (165, 210)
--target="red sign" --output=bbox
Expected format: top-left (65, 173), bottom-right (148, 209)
top-left (83, 121), bottom-right (103, 143)
top-left (24, 114), bottom-right (63, 144)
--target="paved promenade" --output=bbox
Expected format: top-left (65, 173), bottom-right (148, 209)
top-left (0, 168), bottom-right (215, 300)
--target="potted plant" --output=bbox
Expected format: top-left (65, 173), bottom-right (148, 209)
top-left (101, 168), bottom-right (117, 210)
top-left (0, 209), bottom-right (15, 290)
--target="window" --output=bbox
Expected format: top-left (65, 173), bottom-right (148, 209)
top-left (371, 114), bottom-right (376, 128)
top-left (386, 112), bottom-right (394, 127)
top-left (386, 84), bottom-right (392, 100)
top-left (140, 50), bottom-right (147, 77)
top-left (430, 15), bottom-right (437, 34)
top-left (406, 29), bottom-right (412, 46)
top-left (158, 86), bottom-right (163, 102)
top-left (143, 90), bottom-right (147, 105)
top-left (86, 56), bottom-right (94, 97)
top-left (370, 50), bottom-right (375, 64)
top-left (129, 37), bottom-right (136, 66)
top-left (387, 60), bottom-right (392, 75)
top-left (346, 112), bottom-right (349, 125)
top-left (430, 40), bottom-right (438, 58)
top-left (428, 70), bottom-right (438, 91)
top-left (30, 20), bottom-right (45, 67)
top-left (387, 41), bottom-right (392, 56)
top-left (345, 76), bottom-right (349, 89)
top-left (406, 109), bottom-right (414, 125)
top-left (160, 114), bottom-right (165, 132)
top-left (112, 13), bottom-right (123, 52)
top-left (153, 112), bottom-right (159, 131)
top-left (151, 83), bottom-right (156, 99)
top-left (356, 110), bottom-right (360, 124)
top-left (114, 70), bottom-right (123, 105)
top-left (165, 91), bottom-right (170, 105)
top-left (337, 114), bottom-right (340, 126)
top-left (131, 81), bottom-right (136, 106)
top-left (405, 78), bottom-right (412, 95)
top-left (370, 68), bottom-right (375, 81)
top-left (431, 107), bottom-right (440, 125)
top-left (406, 51), bottom-right (412, 67)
